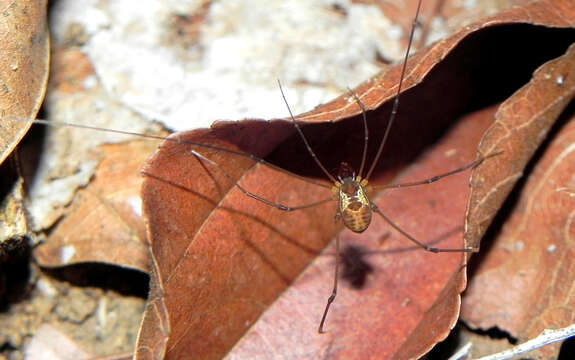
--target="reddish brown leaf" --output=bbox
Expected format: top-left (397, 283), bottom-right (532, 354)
top-left (465, 40), bottom-right (575, 253)
top-left (228, 105), bottom-right (495, 360)
top-left (0, 0), bottom-right (49, 165)
top-left (136, 2), bottom-right (574, 359)
top-left (299, 0), bottom-right (575, 125)
top-left (33, 140), bottom-right (155, 272)
top-left (461, 43), bottom-right (575, 359)
top-left (139, 128), bottom-right (338, 360)
top-left (0, 0), bottom-right (49, 249)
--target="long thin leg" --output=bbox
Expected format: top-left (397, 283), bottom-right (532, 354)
top-left (318, 234), bottom-right (340, 334)
top-left (374, 152), bottom-right (502, 190)
top-left (372, 204), bottom-right (475, 253)
top-left (20, 118), bottom-right (331, 190)
top-left (191, 150), bottom-right (335, 211)
top-left (278, 81), bottom-right (338, 184)
top-left (347, 88), bottom-right (369, 180)
top-left (364, 0), bottom-right (423, 182)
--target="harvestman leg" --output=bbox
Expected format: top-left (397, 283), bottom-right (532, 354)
top-left (190, 150), bottom-right (336, 211)
top-left (376, 151), bottom-right (501, 190)
top-left (370, 151), bottom-right (502, 253)
top-left (372, 206), bottom-right (472, 253)
top-left (318, 234), bottom-right (340, 333)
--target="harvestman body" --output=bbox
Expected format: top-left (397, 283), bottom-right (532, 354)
top-left (7, 0), bottom-right (498, 335)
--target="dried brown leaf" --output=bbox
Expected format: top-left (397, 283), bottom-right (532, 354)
top-left (462, 42), bottom-right (575, 359)
top-left (134, 1), bottom-right (575, 359)
top-left (136, 2), bottom-right (575, 359)
top-left (0, 0), bottom-right (50, 165)
top-left (0, 0), bottom-right (49, 251)
top-left (33, 140), bottom-right (155, 272)
top-left (228, 105), bottom-right (494, 360)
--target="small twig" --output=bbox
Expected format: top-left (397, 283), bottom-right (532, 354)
top-left (448, 342), bottom-right (472, 360)
top-left (475, 324), bottom-right (575, 360)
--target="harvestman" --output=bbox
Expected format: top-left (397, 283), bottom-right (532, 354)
top-left (8, 0), bottom-right (497, 334)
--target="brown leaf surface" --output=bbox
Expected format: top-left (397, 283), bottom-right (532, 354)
top-left (32, 140), bottom-right (155, 272)
top-left (465, 38), bottom-right (575, 255)
top-left (461, 43), bottom-right (575, 359)
top-left (299, 0), bottom-right (575, 124)
top-left (227, 105), bottom-right (494, 360)
top-left (0, 0), bottom-right (49, 250)
top-left (136, 1), bottom-right (575, 359)
top-left (0, 0), bottom-right (50, 165)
